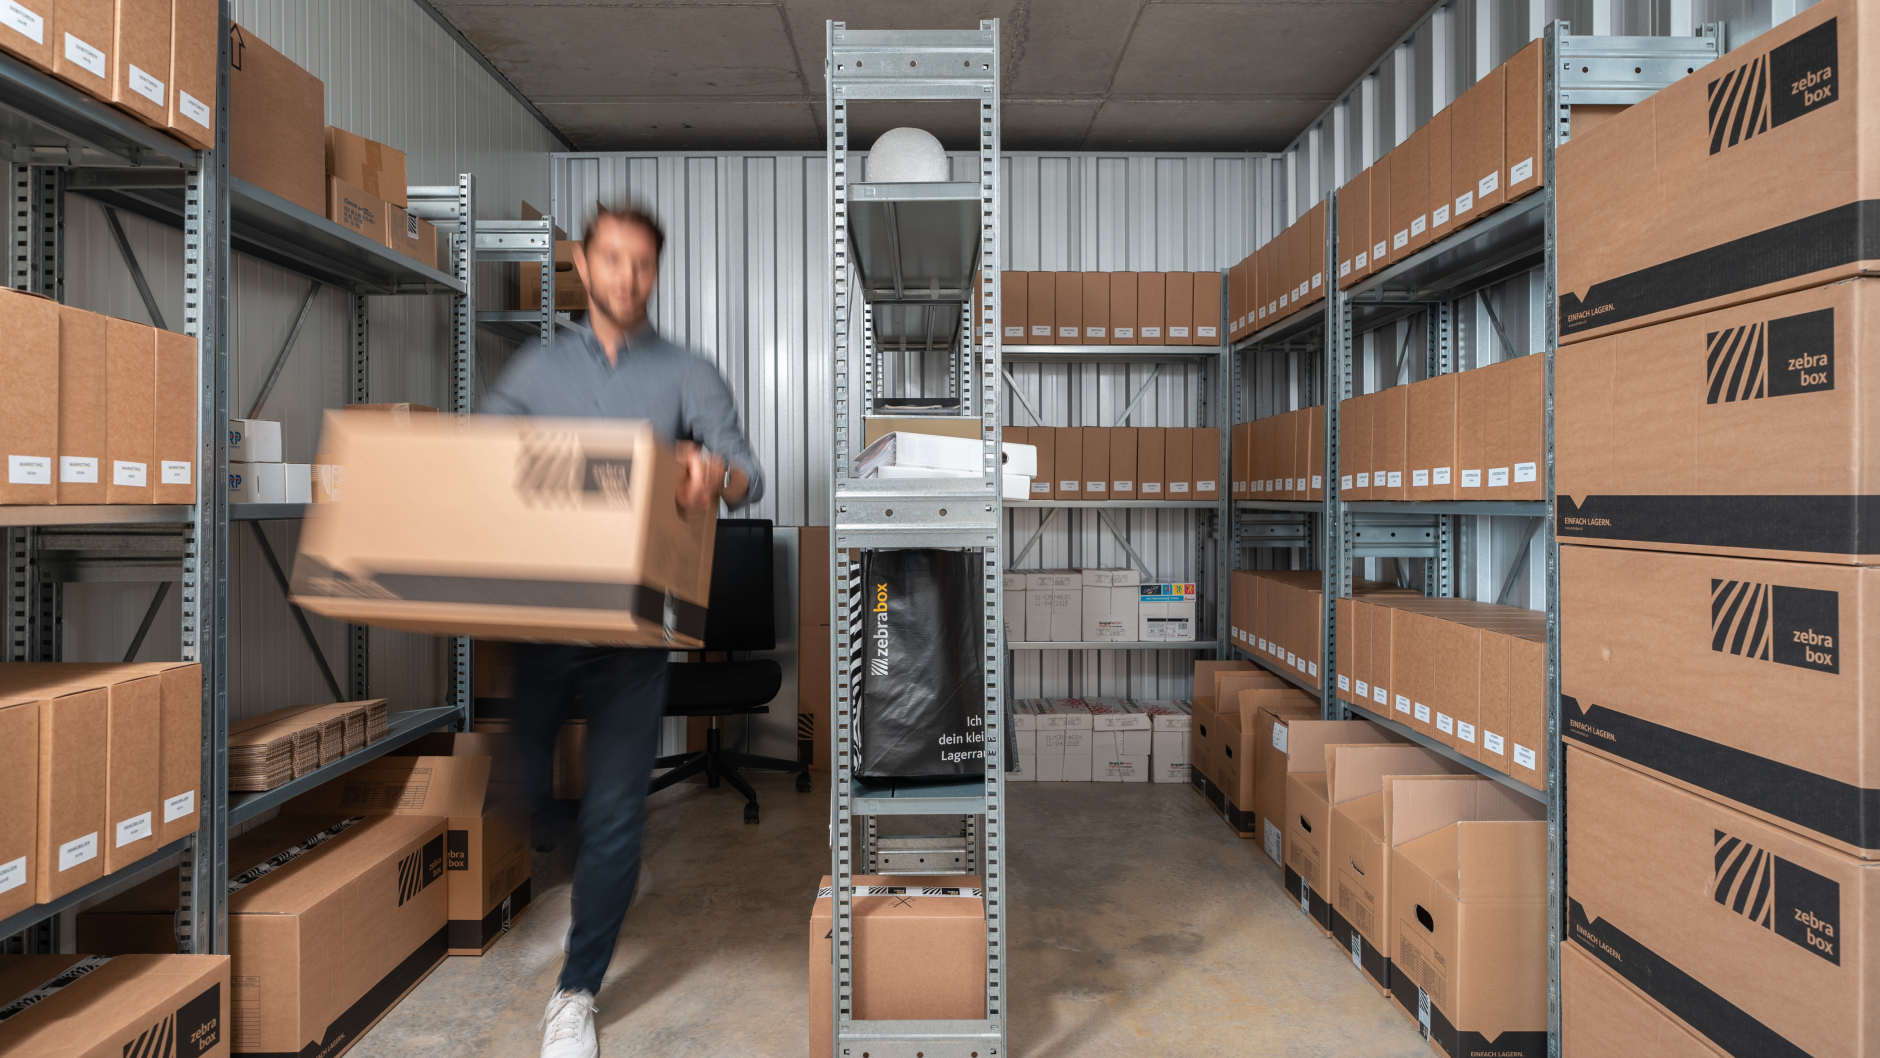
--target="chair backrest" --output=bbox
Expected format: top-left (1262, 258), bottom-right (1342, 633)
top-left (702, 519), bottom-right (775, 651)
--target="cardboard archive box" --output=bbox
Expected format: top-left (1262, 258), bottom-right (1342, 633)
top-left (1024, 272), bottom-right (1053, 343)
top-left (1138, 271), bottom-right (1165, 342)
top-left (1081, 426), bottom-right (1108, 498)
top-left (999, 271), bottom-right (1026, 341)
top-left (290, 412), bottom-right (718, 647)
top-left (1561, 944), bottom-right (1730, 1058)
top-left (0, 697), bottom-right (39, 921)
top-left (1165, 271), bottom-right (1195, 344)
top-left (1339, 391), bottom-right (1371, 499)
top-left (56, 306), bottom-right (107, 504)
top-left (1391, 124), bottom-right (1433, 257)
top-left (167, 0), bottom-right (218, 148)
top-left (1407, 373), bottom-right (1458, 501)
top-left (1081, 272), bottom-right (1109, 341)
top-left (109, 0), bottom-right (171, 127)
top-left (1338, 168), bottom-right (1372, 287)
top-left (1281, 719), bottom-right (1399, 929)
top-left (1483, 354), bottom-right (1544, 500)
top-left (1193, 271), bottom-right (1222, 344)
top-left (1369, 152), bottom-right (1393, 273)
top-left (1427, 107), bottom-right (1455, 243)
top-left (1110, 272), bottom-right (1138, 343)
top-left (1136, 426), bottom-right (1164, 497)
top-left (78, 813), bottom-right (448, 1055)
top-left (1053, 271), bottom-right (1082, 342)
top-left (1191, 427), bottom-right (1220, 500)
top-left (1503, 39), bottom-right (1545, 205)
top-left (0, 288), bottom-right (58, 504)
top-left (104, 317), bottom-right (154, 503)
top-left (1567, 746), bottom-right (1880, 1058)
top-left (1, 680), bottom-right (107, 903)
top-left (1053, 425), bottom-right (1082, 498)
top-left (0, 953), bottom-right (230, 1058)
top-left (1110, 426), bottom-right (1138, 499)
top-left (51, 0), bottom-right (112, 99)
top-left (152, 329), bottom-right (197, 504)
top-left (1557, 0), bottom-right (1876, 343)
top-left (1451, 64), bottom-right (1506, 228)
top-left (1388, 777), bottom-right (1549, 1058)
top-left (0, 0), bottom-right (53, 71)
top-left (809, 875), bottom-right (985, 1056)
top-left (228, 24), bottom-right (326, 217)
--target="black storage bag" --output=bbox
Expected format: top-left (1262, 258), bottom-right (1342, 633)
top-left (854, 548), bottom-right (984, 779)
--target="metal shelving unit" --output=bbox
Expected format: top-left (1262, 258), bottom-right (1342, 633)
top-left (1227, 25), bottom-right (1720, 1056)
top-left (227, 706), bottom-right (461, 823)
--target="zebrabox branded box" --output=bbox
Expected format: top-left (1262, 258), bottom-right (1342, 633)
top-left (1558, 0), bottom-right (1879, 343)
top-left (1562, 944), bottom-right (1729, 1058)
top-left (0, 953), bottom-right (230, 1058)
top-left (1219, 688), bottom-right (1318, 834)
top-left (1562, 543), bottom-right (1880, 858)
top-left (1557, 278), bottom-right (1880, 563)
top-left (291, 412), bottom-right (717, 647)
top-left (1281, 719), bottom-right (1398, 930)
top-left (1567, 746), bottom-right (1880, 1058)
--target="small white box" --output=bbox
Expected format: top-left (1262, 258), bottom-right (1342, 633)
top-left (1043, 700), bottom-right (1092, 781)
top-left (228, 419), bottom-right (282, 463)
top-left (227, 461), bottom-right (259, 503)
top-left (283, 463), bottom-right (313, 504)
top-left (1150, 730), bottom-right (1190, 783)
top-left (246, 461), bottom-right (286, 503)
top-left (1080, 569), bottom-right (1142, 642)
top-left (1082, 698), bottom-right (1152, 732)
top-left (1023, 571), bottom-right (1083, 642)
top-left (1139, 582), bottom-right (1198, 641)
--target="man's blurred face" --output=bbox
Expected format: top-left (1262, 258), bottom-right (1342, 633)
top-left (575, 214), bottom-right (659, 331)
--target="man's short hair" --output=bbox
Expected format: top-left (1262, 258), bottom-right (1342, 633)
top-left (585, 201), bottom-right (665, 256)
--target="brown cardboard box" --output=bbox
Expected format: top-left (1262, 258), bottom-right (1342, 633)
top-left (288, 745), bottom-right (532, 955)
top-left (110, 0), bottom-right (170, 126)
top-left (1477, 629), bottom-right (1512, 774)
top-left (1483, 353), bottom-right (1542, 500)
top-left (519, 241), bottom-right (588, 312)
top-left (0, 288), bottom-right (59, 505)
top-left (1556, 279), bottom-right (1880, 562)
top-left (1253, 242), bottom-right (1270, 326)
top-left (1503, 39), bottom-right (1544, 204)
top-left (0, 0), bottom-right (53, 71)
top-left (1431, 619), bottom-right (1481, 759)
top-left (1452, 65), bottom-right (1506, 225)
top-left (1110, 426), bottom-right (1138, 500)
top-left (0, 954), bottom-right (230, 1058)
top-left (1229, 421), bottom-right (1247, 498)
top-left (808, 875), bottom-right (985, 1056)
top-left (1561, 543), bottom-right (1880, 857)
top-left (1164, 426), bottom-right (1193, 499)
top-left (1558, 1), bottom-right (1870, 342)
top-left (1081, 271), bottom-right (1109, 342)
top-left (166, 0), bottom-right (217, 148)
top-left (1249, 702), bottom-right (1328, 864)
top-left (1192, 426), bottom-right (1220, 500)
top-left (1428, 107), bottom-right (1455, 242)
top-left (1205, 670), bottom-right (1287, 792)
top-left (1407, 373), bottom-right (1457, 501)
top-left (1136, 426), bottom-right (1164, 498)
top-left (1338, 169), bottom-right (1372, 286)
top-left (1027, 272), bottom-right (1055, 344)
top-left (228, 23), bottom-right (326, 217)
top-left (1374, 383), bottom-right (1407, 501)
top-left (1081, 426), bottom-right (1109, 499)
top-left (1138, 271), bottom-right (1166, 342)
top-left (1327, 754), bottom-right (1477, 995)
top-left (80, 813), bottom-right (448, 1055)
top-left (1216, 706), bottom-right (1251, 828)
top-left (1561, 944), bottom-right (1728, 1058)
top-left (385, 205), bottom-right (440, 270)
top-left (1193, 271), bottom-right (1222, 345)
top-left (326, 176), bottom-right (389, 246)
top-left (52, 0), bottom-right (112, 99)
top-left (1339, 392), bottom-right (1370, 499)
top-left (798, 526), bottom-right (830, 771)
top-left (1454, 365), bottom-right (1488, 495)
top-left (152, 328), bottom-right (196, 504)
top-left (1000, 270), bottom-right (1027, 342)
top-left (1567, 746), bottom-right (1880, 1058)
top-left (325, 126), bottom-right (407, 208)
top-left (1219, 687), bottom-right (1318, 833)
top-left (1369, 151), bottom-right (1393, 271)
top-left (1506, 634), bottom-right (1546, 789)
top-left (1028, 425), bottom-right (1055, 499)
top-left (1164, 271), bottom-right (1195, 345)
top-left (57, 307), bottom-right (108, 505)
top-left (0, 698), bottom-right (39, 922)
top-left (104, 317), bottom-right (154, 504)
top-left (1393, 127), bottom-right (1433, 255)
top-left (1397, 610), bottom-right (1436, 737)
top-left (1054, 271), bottom-right (1082, 343)
top-left (1388, 776), bottom-right (1548, 1055)
top-left (0, 679), bottom-right (109, 902)
top-left (290, 412), bottom-right (717, 647)
top-left (1052, 425), bottom-right (1082, 499)
top-left (1109, 272), bottom-right (1137, 343)
top-left (1282, 720), bottom-right (1400, 929)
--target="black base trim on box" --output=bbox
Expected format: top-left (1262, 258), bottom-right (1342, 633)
top-left (1189, 770), bottom-right (1209, 796)
top-left (1389, 965), bottom-right (1546, 1058)
top-left (1329, 909), bottom-right (1391, 992)
top-left (1559, 199), bottom-right (1880, 336)
top-left (1563, 697), bottom-right (1880, 852)
top-left (1568, 900), bottom-right (1808, 1058)
top-left (1282, 865), bottom-right (1331, 931)
top-left (1204, 780), bottom-right (1226, 813)
top-left (1556, 494), bottom-right (1880, 557)
top-left (448, 877), bottom-right (533, 953)
top-left (1221, 797), bottom-right (1257, 836)
top-left (236, 925), bottom-right (448, 1058)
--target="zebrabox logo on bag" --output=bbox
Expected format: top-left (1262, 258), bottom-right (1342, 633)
top-left (870, 582), bottom-right (890, 675)
top-left (396, 835), bottom-right (445, 906)
top-left (1707, 18), bottom-right (1838, 155)
top-left (1710, 578), bottom-right (1839, 673)
top-left (1705, 307), bottom-right (1834, 403)
top-left (1713, 831), bottom-right (1841, 965)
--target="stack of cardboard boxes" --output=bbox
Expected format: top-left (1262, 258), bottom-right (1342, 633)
top-left (1228, 569), bottom-right (1327, 689)
top-left (1552, 5), bottom-right (1880, 1055)
top-left (999, 272), bottom-right (1223, 346)
top-left (324, 125), bottom-right (441, 268)
top-left (1010, 569), bottom-right (1197, 644)
top-left (1226, 201), bottom-right (1329, 340)
top-left (1009, 699), bottom-right (1190, 783)
top-left (1230, 406), bottom-right (1325, 500)
top-left (1001, 426), bottom-right (1220, 501)
top-left (1337, 355), bottom-right (1544, 503)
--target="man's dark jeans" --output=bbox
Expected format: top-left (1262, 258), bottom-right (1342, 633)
top-left (511, 643), bottom-right (668, 995)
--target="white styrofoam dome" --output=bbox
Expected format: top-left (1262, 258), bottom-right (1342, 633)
top-left (868, 128), bottom-right (949, 182)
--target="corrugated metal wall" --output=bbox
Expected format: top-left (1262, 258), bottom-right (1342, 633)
top-left (59, 0), bottom-right (562, 723)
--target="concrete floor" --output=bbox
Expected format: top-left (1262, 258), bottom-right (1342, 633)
top-left (350, 775), bottom-right (1431, 1058)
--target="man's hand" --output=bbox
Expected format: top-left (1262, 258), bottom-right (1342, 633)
top-left (675, 440), bottom-right (748, 515)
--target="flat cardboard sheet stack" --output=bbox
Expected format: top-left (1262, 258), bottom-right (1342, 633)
top-left (228, 699), bottom-right (388, 790)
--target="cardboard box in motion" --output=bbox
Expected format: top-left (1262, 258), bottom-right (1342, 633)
top-left (1562, 944), bottom-right (1728, 1058)
top-left (228, 23), bottom-right (326, 217)
top-left (0, 953), bottom-right (230, 1058)
top-left (809, 875), bottom-right (985, 1056)
top-left (290, 412), bottom-right (717, 647)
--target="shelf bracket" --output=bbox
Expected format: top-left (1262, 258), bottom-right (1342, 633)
top-left (1096, 508), bottom-right (1154, 580)
top-left (247, 279), bottom-right (321, 418)
top-left (104, 206), bottom-right (167, 331)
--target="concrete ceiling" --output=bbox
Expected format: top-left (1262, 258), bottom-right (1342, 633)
top-left (433, 0), bottom-right (1432, 153)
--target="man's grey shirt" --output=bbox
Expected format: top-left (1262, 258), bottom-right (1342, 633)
top-left (480, 324), bottom-right (764, 508)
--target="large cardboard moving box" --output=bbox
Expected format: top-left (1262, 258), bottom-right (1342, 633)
top-left (291, 412), bottom-right (717, 647)
top-left (1562, 944), bottom-right (1727, 1058)
top-left (809, 875), bottom-right (985, 1056)
top-left (0, 953), bottom-right (230, 1058)
top-left (1281, 719), bottom-right (1399, 930)
top-left (1216, 688), bottom-right (1316, 834)
top-left (1568, 746), bottom-right (1880, 1058)
top-left (228, 24), bottom-right (325, 217)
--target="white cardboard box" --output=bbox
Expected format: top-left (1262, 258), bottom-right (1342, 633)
top-left (856, 431), bottom-right (1038, 478)
top-left (1139, 582), bottom-right (1198, 641)
top-left (1080, 569), bottom-right (1142, 641)
top-left (1083, 697), bottom-right (1152, 732)
top-left (1043, 699), bottom-right (1092, 781)
top-left (1022, 571), bottom-right (1082, 642)
top-left (228, 418), bottom-right (282, 463)
top-left (228, 461), bottom-right (285, 503)
top-left (284, 463), bottom-right (313, 504)
top-left (873, 463), bottom-right (1031, 500)
top-left (1138, 700), bottom-right (1193, 783)
top-left (1092, 729), bottom-right (1152, 782)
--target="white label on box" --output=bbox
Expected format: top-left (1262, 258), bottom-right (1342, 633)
top-left (1433, 204), bottom-right (1450, 225)
top-left (1339, 674), bottom-right (1350, 691)
top-left (1461, 469), bottom-right (1481, 488)
top-left (1314, 272), bottom-right (1323, 289)
top-left (1456, 190), bottom-right (1474, 215)
top-left (1273, 723), bottom-right (1288, 753)
top-left (1264, 820), bottom-right (1282, 864)
top-left (60, 456), bottom-right (99, 483)
top-left (1373, 241), bottom-right (1387, 260)
top-left (178, 89), bottom-right (211, 128)
top-left (0, 855), bottom-right (23, 894)
top-left (1087, 481), bottom-right (1106, 492)
top-left (1356, 680), bottom-right (1368, 697)
top-left (1395, 693), bottom-right (1411, 715)
top-left (113, 460), bottom-right (146, 487)
top-left (1286, 651), bottom-right (1296, 666)
top-left (115, 812), bottom-right (153, 847)
top-left (1411, 215), bottom-right (1427, 236)
top-left (8, 454), bottom-right (50, 484)
top-left (59, 831), bottom-right (97, 871)
top-left (1297, 283), bottom-right (1307, 298)
top-left (4, 1), bottom-right (43, 43)
top-left (1479, 170), bottom-right (1500, 196)
top-left (1300, 875), bottom-right (1311, 915)
top-left (1374, 686), bottom-right (1387, 705)
top-left (1170, 326), bottom-right (1190, 338)
top-left (1412, 469), bottom-right (1429, 487)
top-left (1488, 467), bottom-right (1510, 487)
top-left (1142, 326), bottom-right (1161, 338)
top-left (1414, 702), bottom-right (1431, 723)
top-left (1419, 988), bottom-right (1432, 1035)
top-left (1114, 327), bottom-right (1134, 338)
top-left (1279, 294), bottom-right (1288, 307)
top-left (1357, 473), bottom-right (1369, 488)
top-left (1059, 480), bottom-right (1078, 491)
top-left (1433, 467), bottom-right (1450, 485)
top-left (63, 32), bottom-right (104, 77)
top-left (1005, 326), bottom-right (1024, 337)
top-left (1032, 325), bottom-right (1051, 336)
top-left (161, 460), bottom-right (192, 484)
top-left (1514, 461), bottom-right (1537, 483)
top-left (1510, 157), bottom-right (1534, 184)
top-left (1286, 478), bottom-right (1295, 491)
top-left (128, 63), bottom-right (165, 106)
top-left (164, 790), bottom-right (196, 823)
top-left (1142, 482), bottom-right (1160, 493)
top-left (1394, 230), bottom-right (1409, 250)
top-left (1457, 722), bottom-right (1476, 744)
top-left (1086, 326), bottom-right (1106, 338)
top-left (1351, 930), bottom-right (1363, 968)
top-left (1170, 482), bottom-right (1189, 493)
top-left (1484, 731), bottom-right (1505, 754)
top-left (1341, 261), bottom-right (1352, 277)
top-left (1308, 661), bottom-right (1318, 677)
top-left (1030, 481), bottom-right (1051, 494)
top-left (1341, 475), bottom-right (1353, 490)
top-left (1258, 638), bottom-right (1268, 651)
top-left (1313, 475), bottom-right (1321, 489)
top-left (1356, 251), bottom-right (1368, 268)
top-left (1387, 471), bottom-right (1401, 488)
top-left (1060, 326), bottom-right (1079, 338)
top-left (1513, 743), bottom-right (1537, 770)
top-left (1197, 325), bottom-right (1217, 338)
top-left (1114, 479), bottom-right (1132, 491)
top-left (1436, 712), bottom-right (1454, 734)
top-left (1197, 479), bottom-right (1216, 491)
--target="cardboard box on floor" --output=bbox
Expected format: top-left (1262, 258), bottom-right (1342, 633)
top-left (1558, 0), bottom-right (1874, 342)
top-left (1281, 719), bottom-right (1399, 930)
top-left (1561, 944), bottom-right (1729, 1058)
top-left (0, 953), bottom-right (230, 1058)
top-left (228, 23), bottom-right (326, 217)
top-left (1567, 746), bottom-right (1880, 1058)
top-left (286, 740), bottom-right (531, 956)
top-left (1388, 776), bottom-right (1548, 1058)
top-left (0, 287), bottom-right (58, 504)
top-left (291, 412), bottom-right (717, 647)
top-left (1187, 659), bottom-right (1253, 790)
top-left (79, 813), bottom-right (448, 1055)
top-left (1249, 703), bottom-right (1327, 865)
top-left (809, 875), bottom-right (985, 1056)
top-left (1216, 687), bottom-right (1318, 836)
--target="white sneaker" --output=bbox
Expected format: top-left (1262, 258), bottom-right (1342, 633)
top-left (540, 988), bottom-right (598, 1058)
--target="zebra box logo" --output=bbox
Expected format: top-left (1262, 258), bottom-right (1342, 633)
top-left (397, 835), bottom-right (445, 906)
top-left (1713, 831), bottom-right (1841, 965)
top-left (1707, 18), bottom-right (1838, 154)
top-left (869, 581), bottom-right (889, 676)
top-left (1705, 307), bottom-right (1834, 403)
top-left (1710, 578), bottom-right (1839, 673)
top-left (514, 432), bottom-right (635, 509)
top-left (123, 983), bottom-right (221, 1058)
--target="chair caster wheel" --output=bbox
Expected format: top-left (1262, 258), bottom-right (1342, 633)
top-left (796, 773), bottom-right (813, 793)
top-left (744, 803), bottom-right (760, 824)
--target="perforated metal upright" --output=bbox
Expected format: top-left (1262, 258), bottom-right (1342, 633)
top-left (826, 20), bottom-right (1006, 1058)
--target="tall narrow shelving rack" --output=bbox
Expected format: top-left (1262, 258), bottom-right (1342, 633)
top-left (1228, 25), bottom-right (1720, 1055)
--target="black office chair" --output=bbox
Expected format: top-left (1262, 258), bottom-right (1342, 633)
top-left (648, 519), bottom-right (812, 823)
